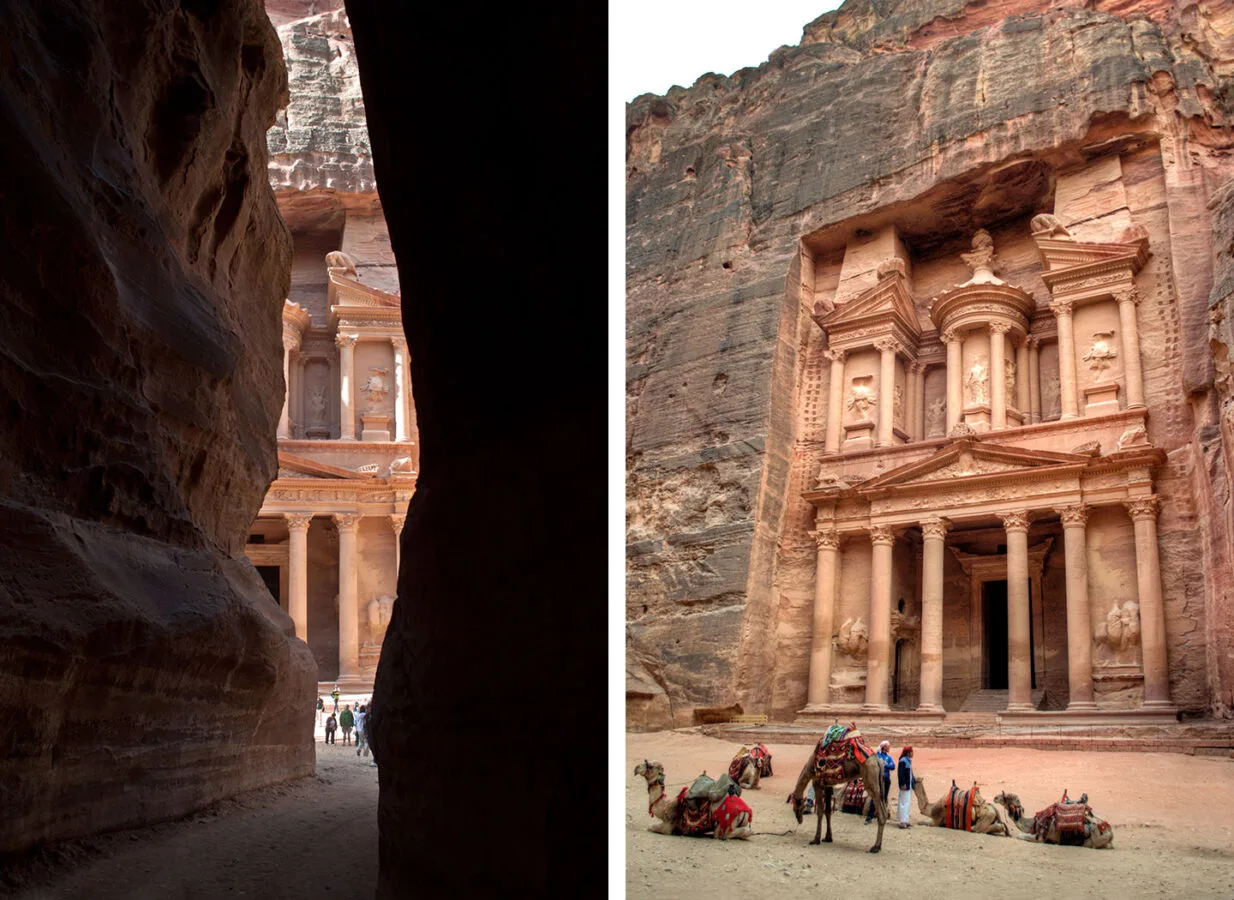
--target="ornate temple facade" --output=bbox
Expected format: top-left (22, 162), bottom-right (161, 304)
top-left (799, 212), bottom-right (1174, 723)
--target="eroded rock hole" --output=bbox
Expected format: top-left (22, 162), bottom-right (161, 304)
top-left (712, 373), bottom-right (728, 394)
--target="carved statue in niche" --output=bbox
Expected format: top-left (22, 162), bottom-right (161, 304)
top-left (367, 594), bottom-right (395, 640)
top-left (1005, 358), bottom-right (1016, 400)
top-left (847, 375), bottom-right (877, 422)
top-left (890, 608), bottom-right (920, 641)
top-left (1096, 600), bottom-right (1140, 652)
top-left (1042, 371), bottom-right (1061, 418)
top-left (835, 617), bottom-right (868, 659)
top-left (1083, 331), bottom-right (1118, 381)
top-left (965, 356), bottom-right (989, 405)
top-left (361, 367), bottom-right (389, 411)
top-left (893, 384), bottom-right (904, 426)
top-left (309, 381), bottom-right (328, 425)
top-left (926, 396), bottom-right (946, 435)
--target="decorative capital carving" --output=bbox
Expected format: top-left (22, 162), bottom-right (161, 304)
top-left (1026, 335), bottom-right (1041, 351)
top-left (876, 257), bottom-right (906, 280)
top-left (869, 525), bottom-right (896, 546)
top-left (390, 335), bottom-right (408, 352)
top-left (332, 513), bottom-right (361, 532)
top-left (335, 333), bottom-right (358, 349)
top-left (909, 361), bottom-right (926, 376)
top-left (873, 338), bottom-right (901, 355)
top-left (920, 518), bottom-right (950, 541)
top-left (1057, 505), bottom-right (1089, 528)
top-left (389, 514), bottom-right (406, 534)
top-left (942, 328), bottom-right (962, 345)
top-left (948, 422), bottom-right (976, 439)
top-left (1124, 496), bottom-right (1161, 522)
top-left (1113, 287), bottom-right (1141, 307)
top-left (1049, 299), bottom-right (1073, 319)
top-left (1000, 510), bottom-right (1031, 533)
top-left (808, 529), bottom-right (841, 550)
top-left (284, 512), bottom-right (313, 531)
top-left (989, 322), bottom-right (1012, 336)
top-left (824, 347), bottom-right (847, 364)
top-left (282, 324), bottom-right (303, 352)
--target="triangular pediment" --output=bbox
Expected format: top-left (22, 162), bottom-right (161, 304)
top-left (275, 452), bottom-right (373, 480)
top-left (1034, 237), bottom-right (1148, 275)
top-left (327, 270), bottom-right (401, 309)
top-left (858, 438), bottom-right (1091, 493)
top-left (821, 273), bottom-right (921, 338)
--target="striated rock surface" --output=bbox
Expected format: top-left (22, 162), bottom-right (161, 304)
top-left (0, 0), bottom-right (316, 853)
top-left (627, 0), bottom-right (1234, 726)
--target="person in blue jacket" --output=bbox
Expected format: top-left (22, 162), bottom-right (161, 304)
top-left (866, 740), bottom-right (896, 824)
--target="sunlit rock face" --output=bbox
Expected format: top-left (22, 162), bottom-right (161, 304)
top-left (626, 0), bottom-right (1234, 727)
top-left (0, 0), bottom-right (316, 853)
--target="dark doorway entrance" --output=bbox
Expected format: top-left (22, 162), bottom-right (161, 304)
top-left (256, 565), bottom-right (280, 605)
top-left (983, 580), bottom-right (1008, 689)
top-left (892, 639), bottom-right (905, 704)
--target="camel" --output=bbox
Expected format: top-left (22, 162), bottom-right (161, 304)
top-left (788, 730), bottom-right (889, 852)
top-left (632, 760), bottom-right (752, 840)
top-left (729, 752), bottom-right (761, 789)
top-left (993, 791), bottom-right (1114, 848)
top-left (911, 777), bottom-right (1014, 836)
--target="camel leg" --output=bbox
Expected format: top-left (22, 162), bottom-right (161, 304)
top-left (822, 786), bottom-right (834, 843)
top-left (648, 820), bottom-right (674, 835)
top-left (866, 766), bottom-right (885, 853)
top-left (810, 781), bottom-right (825, 845)
top-left (731, 812), bottom-right (753, 840)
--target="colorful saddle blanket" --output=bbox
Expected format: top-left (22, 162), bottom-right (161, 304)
top-left (841, 779), bottom-right (867, 814)
top-left (750, 743), bottom-right (773, 776)
top-left (674, 787), bottom-right (714, 836)
top-left (728, 748), bottom-right (757, 780)
top-left (812, 724), bottom-right (874, 782)
top-left (1033, 794), bottom-right (1105, 845)
top-left (941, 784), bottom-right (979, 831)
top-left (713, 795), bottom-right (753, 834)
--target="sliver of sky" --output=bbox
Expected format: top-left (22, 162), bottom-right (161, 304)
top-left (613, 1), bottom-right (846, 103)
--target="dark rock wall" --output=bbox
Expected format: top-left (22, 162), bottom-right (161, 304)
top-left (0, 0), bottom-right (316, 853)
top-left (627, 0), bottom-right (1234, 724)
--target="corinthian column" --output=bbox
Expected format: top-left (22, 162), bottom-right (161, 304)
top-left (864, 525), bottom-right (895, 712)
top-left (1058, 505), bottom-right (1096, 711)
top-left (875, 339), bottom-right (898, 447)
top-left (1116, 287), bottom-right (1146, 409)
top-left (918, 518), bottom-right (949, 712)
top-left (910, 362), bottom-right (925, 440)
top-left (284, 512), bottom-right (312, 641)
top-left (1015, 336), bottom-right (1029, 417)
top-left (336, 333), bottom-right (358, 440)
top-left (391, 335), bottom-right (409, 442)
top-left (390, 513), bottom-right (405, 575)
top-left (1051, 300), bottom-right (1080, 419)
top-left (333, 513), bottom-right (361, 680)
top-left (806, 528), bottom-right (841, 708)
top-left (1125, 497), bottom-right (1173, 709)
top-left (1027, 336), bottom-right (1042, 424)
top-left (279, 325), bottom-right (300, 440)
top-left (824, 348), bottom-right (846, 454)
top-left (990, 323), bottom-right (1008, 429)
top-left (945, 329), bottom-right (963, 433)
top-left (1002, 511), bottom-right (1033, 712)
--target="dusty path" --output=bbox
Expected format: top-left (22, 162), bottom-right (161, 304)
top-left (6, 742), bottom-right (377, 900)
top-left (628, 730), bottom-right (1234, 899)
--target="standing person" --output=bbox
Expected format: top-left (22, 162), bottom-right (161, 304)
top-left (316, 696), bottom-right (324, 727)
top-left (897, 746), bottom-right (915, 828)
top-left (866, 740), bottom-right (895, 825)
top-left (355, 705), bottom-right (368, 757)
top-left (325, 713), bottom-right (337, 745)
top-left (339, 704), bottom-right (355, 746)
top-left (331, 684), bottom-right (341, 714)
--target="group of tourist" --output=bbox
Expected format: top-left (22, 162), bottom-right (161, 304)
top-left (315, 688), bottom-right (377, 767)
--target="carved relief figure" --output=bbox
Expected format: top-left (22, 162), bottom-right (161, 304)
top-left (1042, 371), bottom-right (1061, 418)
top-left (1030, 213), bottom-right (1072, 238)
top-left (926, 396), bottom-right (946, 435)
top-left (835, 617), bottom-right (869, 659)
top-left (309, 382), bottom-right (328, 425)
top-left (325, 249), bottom-right (359, 277)
top-left (847, 376), bottom-right (877, 422)
top-left (965, 356), bottom-right (989, 405)
top-left (1097, 601), bottom-right (1140, 652)
top-left (367, 594), bottom-right (395, 639)
top-left (1083, 331), bottom-right (1118, 381)
top-left (893, 384), bottom-right (904, 427)
top-left (1005, 358), bottom-right (1016, 400)
top-left (361, 367), bottom-right (389, 410)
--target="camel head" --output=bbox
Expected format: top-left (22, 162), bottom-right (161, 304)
top-left (913, 774), bottom-right (929, 810)
top-left (994, 792), bottom-right (1024, 821)
top-left (786, 791), bottom-right (804, 825)
top-left (633, 760), bottom-right (664, 783)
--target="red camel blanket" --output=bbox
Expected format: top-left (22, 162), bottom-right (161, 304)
top-left (942, 784), bottom-right (978, 831)
top-left (714, 795), bottom-right (753, 834)
top-left (812, 725), bottom-right (875, 782)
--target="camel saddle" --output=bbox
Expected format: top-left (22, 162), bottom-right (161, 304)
top-left (941, 783), bottom-right (980, 831)
top-left (674, 774), bottom-right (741, 836)
top-left (728, 750), bottom-right (752, 780)
top-left (1034, 791), bottom-right (1099, 846)
top-left (812, 724), bottom-right (874, 782)
top-left (750, 742), bottom-right (773, 777)
top-left (841, 779), bottom-right (867, 813)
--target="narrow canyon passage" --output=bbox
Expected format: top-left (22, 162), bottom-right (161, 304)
top-left (7, 744), bottom-right (377, 900)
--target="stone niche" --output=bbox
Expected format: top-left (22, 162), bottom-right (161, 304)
top-left (0, 0), bottom-right (316, 855)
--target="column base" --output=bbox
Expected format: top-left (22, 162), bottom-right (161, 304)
top-left (1004, 702), bottom-right (1035, 713)
top-left (861, 703), bottom-right (891, 714)
top-left (915, 703), bottom-right (944, 713)
top-left (1141, 700), bottom-right (1179, 714)
top-left (1065, 700), bottom-right (1099, 713)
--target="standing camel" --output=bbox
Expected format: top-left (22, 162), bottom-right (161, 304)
top-left (788, 731), bottom-right (889, 852)
top-left (910, 776), bottom-right (1013, 835)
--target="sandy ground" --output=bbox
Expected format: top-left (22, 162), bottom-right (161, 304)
top-left (6, 740), bottom-right (378, 900)
top-left (627, 730), bottom-right (1234, 900)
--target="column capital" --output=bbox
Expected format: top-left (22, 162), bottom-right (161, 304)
top-left (390, 335), bottom-right (408, 352)
top-left (389, 514), bottom-right (406, 534)
top-left (869, 524), bottom-right (897, 546)
top-left (1000, 510), bottom-right (1031, 533)
top-left (332, 512), bottom-right (361, 532)
top-left (873, 338), bottom-right (902, 356)
top-left (284, 512), bottom-right (313, 531)
top-left (1114, 286), bottom-right (1141, 307)
top-left (824, 347), bottom-right (847, 363)
top-left (989, 322), bottom-right (1012, 336)
top-left (1057, 505), bottom-right (1089, 528)
top-left (335, 333), bottom-right (358, 349)
top-left (1125, 496), bottom-right (1161, 521)
top-left (909, 360), bottom-right (927, 376)
top-left (920, 518), bottom-right (950, 541)
top-left (808, 528), bottom-right (841, 550)
top-left (1049, 298), bottom-right (1074, 319)
top-left (942, 327), bottom-right (962, 345)
top-left (1026, 334), bottom-right (1042, 351)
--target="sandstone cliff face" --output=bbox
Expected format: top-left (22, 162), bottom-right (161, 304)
top-left (627, 0), bottom-right (1234, 727)
top-left (0, 0), bottom-right (316, 852)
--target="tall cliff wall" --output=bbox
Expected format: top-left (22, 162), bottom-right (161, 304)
top-left (0, 0), bottom-right (317, 852)
top-left (626, 0), bottom-right (1234, 728)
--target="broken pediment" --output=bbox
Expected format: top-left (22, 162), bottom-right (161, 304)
top-left (275, 451), bottom-right (374, 480)
top-left (817, 265), bottom-right (921, 350)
